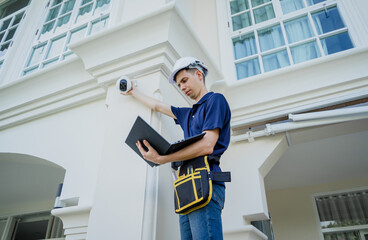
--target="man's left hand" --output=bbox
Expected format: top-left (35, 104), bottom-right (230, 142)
top-left (136, 140), bottom-right (166, 165)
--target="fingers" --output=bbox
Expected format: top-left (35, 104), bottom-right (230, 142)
top-left (136, 140), bottom-right (146, 153)
top-left (136, 140), bottom-right (151, 155)
top-left (136, 140), bottom-right (160, 164)
top-left (142, 140), bottom-right (152, 150)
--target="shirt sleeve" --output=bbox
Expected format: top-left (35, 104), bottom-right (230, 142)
top-left (171, 106), bottom-right (191, 127)
top-left (171, 106), bottom-right (181, 125)
top-left (202, 94), bottom-right (231, 132)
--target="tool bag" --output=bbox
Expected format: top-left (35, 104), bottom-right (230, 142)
top-left (173, 156), bottom-right (231, 215)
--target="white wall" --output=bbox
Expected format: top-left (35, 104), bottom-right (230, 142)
top-left (0, 99), bottom-right (107, 206)
top-left (221, 135), bottom-right (288, 228)
top-left (267, 177), bottom-right (368, 240)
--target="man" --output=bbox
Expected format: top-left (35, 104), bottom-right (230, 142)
top-left (123, 57), bottom-right (231, 239)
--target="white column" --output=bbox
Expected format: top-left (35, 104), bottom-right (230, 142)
top-left (141, 91), bottom-right (162, 240)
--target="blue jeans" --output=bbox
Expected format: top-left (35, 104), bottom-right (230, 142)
top-left (179, 184), bottom-right (225, 240)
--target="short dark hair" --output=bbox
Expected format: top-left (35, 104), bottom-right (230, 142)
top-left (175, 68), bottom-right (206, 84)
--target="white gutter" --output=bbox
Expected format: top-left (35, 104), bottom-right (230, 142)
top-left (231, 91), bottom-right (368, 129)
top-left (289, 105), bottom-right (368, 122)
top-left (232, 107), bottom-right (368, 143)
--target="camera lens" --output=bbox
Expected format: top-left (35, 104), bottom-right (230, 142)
top-left (120, 80), bottom-right (127, 91)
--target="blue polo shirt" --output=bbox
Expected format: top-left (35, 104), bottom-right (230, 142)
top-left (171, 92), bottom-right (231, 184)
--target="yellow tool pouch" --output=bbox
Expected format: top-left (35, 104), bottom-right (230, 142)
top-left (174, 156), bottom-right (212, 215)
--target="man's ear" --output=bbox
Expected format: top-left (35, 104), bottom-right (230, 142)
top-left (195, 70), bottom-right (203, 81)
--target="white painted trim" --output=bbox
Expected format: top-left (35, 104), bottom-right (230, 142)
top-left (51, 205), bottom-right (92, 239)
top-left (0, 56), bottom-right (79, 90)
top-left (0, 82), bottom-right (105, 130)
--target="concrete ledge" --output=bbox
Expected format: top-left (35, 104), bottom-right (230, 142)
top-left (52, 205), bottom-right (92, 240)
top-left (224, 225), bottom-right (268, 240)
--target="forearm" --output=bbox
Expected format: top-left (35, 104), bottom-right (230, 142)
top-left (131, 89), bottom-right (159, 110)
top-left (130, 89), bottom-right (175, 118)
top-left (136, 129), bottom-right (220, 165)
top-left (159, 138), bottom-right (213, 164)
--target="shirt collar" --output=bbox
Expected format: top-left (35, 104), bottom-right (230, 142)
top-left (193, 92), bottom-right (214, 107)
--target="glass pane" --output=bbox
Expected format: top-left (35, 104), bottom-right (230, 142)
top-left (52, 0), bottom-right (63, 6)
top-left (12, 13), bottom-right (25, 26)
top-left (82, 0), bottom-right (93, 5)
top-left (284, 16), bottom-right (313, 43)
top-left (46, 36), bottom-right (66, 59)
top-left (254, 4), bottom-right (275, 24)
top-left (0, 0), bottom-right (29, 19)
top-left (27, 43), bottom-right (47, 67)
top-left (236, 58), bottom-right (261, 79)
top-left (56, 13), bottom-right (71, 30)
top-left (251, 0), bottom-right (271, 7)
top-left (94, 0), bottom-right (110, 14)
top-left (1, 19), bottom-right (11, 32)
top-left (312, 7), bottom-right (345, 35)
top-left (262, 50), bottom-right (290, 72)
top-left (89, 17), bottom-right (108, 35)
top-left (5, 27), bottom-right (16, 41)
top-left (61, 0), bottom-right (76, 14)
top-left (280, 0), bottom-right (305, 14)
top-left (0, 32), bottom-right (3, 42)
top-left (321, 32), bottom-right (353, 55)
top-left (0, 42), bottom-right (10, 58)
top-left (258, 25), bottom-right (284, 52)
top-left (306, 0), bottom-right (326, 5)
top-left (46, 5), bottom-right (61, 22)
top-left (66, 27), bottom-right (87, 50)
top-left (41, 21), bottom-right (55, 34)
top-left (232, 12), bottom-right (252, 31)
top-left (233, 33), bottom-right (257, 60)
top-left (291, 41), bottom-right (320, 64)
top-left (75, 4), bottom-right (93, 23)
top-left (230, 0), bottom-right (249, 15)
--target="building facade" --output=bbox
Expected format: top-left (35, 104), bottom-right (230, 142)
top-left (0, 0), bottom-right (368, 239)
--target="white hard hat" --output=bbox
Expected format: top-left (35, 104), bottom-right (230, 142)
top-left (168, 57), bottom-right (208, 84)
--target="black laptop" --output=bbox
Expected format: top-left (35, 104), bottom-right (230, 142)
top-left (125, 116), bottom-right (206, 167)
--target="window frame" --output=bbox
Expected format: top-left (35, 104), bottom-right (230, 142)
top-left (227, 0), bottom-right (355, 81)
top-left (312, 187), bottom-right (368, 240)
top-left (22, 0), bottom-right (111, 76)
top-left (0, 3), bottom-right (29, 71)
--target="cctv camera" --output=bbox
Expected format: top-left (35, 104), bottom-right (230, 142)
top-left (116, 76), bottom-right (136, 94)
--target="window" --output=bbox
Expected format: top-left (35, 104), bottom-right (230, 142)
top-left (230, 0), bottom-right (276, 31)
top-left (0, 0), bottom-right (30, 68)
top-left (251, 219), bottom-right (275, 240)
top-left (0, 212), bottom-right (65, 240)
top-left (228, 0), bottom-right (354, 80)
top-left (23, 0), bottom-right (111, 76)
top-left (315, 189), bottom-right (368, 240)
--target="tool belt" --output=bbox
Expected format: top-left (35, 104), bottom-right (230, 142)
top-left (173, 155), bottom-right (231, 215)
